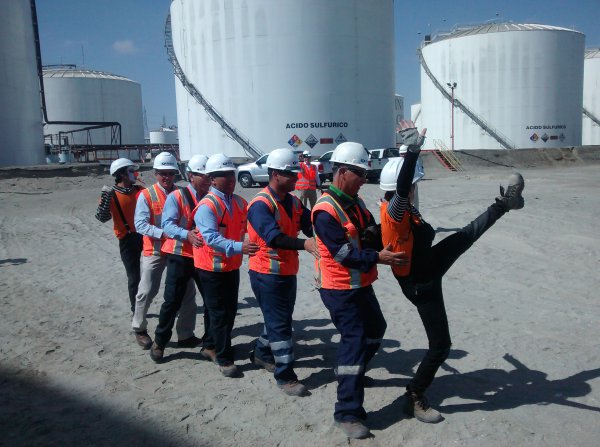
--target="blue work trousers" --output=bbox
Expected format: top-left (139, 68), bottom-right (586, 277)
top-left (320, 285), bottom-right (387, 422)
top-left (249, 270), bottom-right (297, 385)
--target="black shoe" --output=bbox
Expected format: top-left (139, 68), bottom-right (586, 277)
top-left (177, 335), bottom-right (203, 348)
top-left (496, 173), bottom-right (525, 211)
top-left (249, 350), bottom-right (276, 373)
top-left (149, 342), bottom-right (164, 363)
top-left (135, 331), bottom-right (152, 349)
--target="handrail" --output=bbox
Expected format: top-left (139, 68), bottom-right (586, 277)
top-left (164, 14), bottom-right (263, 159)
top-left (583, 107), bottom-right (600, 127)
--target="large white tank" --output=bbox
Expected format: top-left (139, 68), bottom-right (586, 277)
top-left (582, 48), bottom-right (600, 145)
top-left (0, 0), bottom-right (45, 166)
top-left (42, 67), bottom-right (144, 145)
top-left (420, 23), bottom-right (585, 150)
top-left (149, 127), bottom-right (178, 144)
top-left (170, 0), bottom-right (395, 160)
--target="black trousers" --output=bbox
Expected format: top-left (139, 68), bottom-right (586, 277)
top-left (397, 202), bottom-right (506, 396)
top-left (155, 254), bottom-right (201, 348)
top-left (118, 232), bottom-right (143, 314)
top-left (197, 269), bottom-right (240, 366)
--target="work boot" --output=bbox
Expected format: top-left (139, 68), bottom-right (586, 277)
top-left (249, 350), bottom-right (276, 373)
top-left (149, 342), bottom-right (164, 363)
top-left (334, 420), bottom-right (371, 439)
top-left (278, 381), bottom-right (309, 397)
top-left (135, 331), bottom-right (152, 349)
top-left (177, 335), bottom-right (203, 348)
top-left (403, 391), bottom-right (443, 423)
top-left (200, 347), bottom-right (217, 363)
top-left (218, 363), bottom-right (239, 378)
top-left (496, 173), bottom-right (525, 211)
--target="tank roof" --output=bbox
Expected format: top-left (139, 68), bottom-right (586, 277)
top-left (427, 22), bottom-right (583, 45)
top-left (585, 48), bottom-right (600, 59)
top-left (42, 66), bottom-right (135, 82)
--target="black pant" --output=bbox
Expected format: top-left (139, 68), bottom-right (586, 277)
top-left (155, 254), bottom-right (200, 348)
top-left (197, 269), bottom-right (239, 366)
top-left (118, 232), bottom-right (143, 314)
top-left (397, 202), bottom-right (505, 395)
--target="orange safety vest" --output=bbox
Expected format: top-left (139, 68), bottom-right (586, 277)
top-left (247, 187), bottom-right (303, 276)
top-left (380, 201), bottom-right (422, 277)
top-left (111, 186), bottom-right (143, 240)
top-left (296, 162), bottom-right (317, 190)
top-left (312, 193), bottom-right (378, 290)
top-left (160, 186), bottom-right (199, 258)
top-left (141, 184), bottom-right (168, 256)
top-left (193, 192), bottom-right (248, 272)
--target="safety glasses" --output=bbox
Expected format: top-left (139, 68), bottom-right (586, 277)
top-left (156, 171), bottom-right (177, 177)
top-left (345, 167), bottom-right (367, 178)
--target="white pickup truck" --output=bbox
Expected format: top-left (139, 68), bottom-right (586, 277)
top-left (366, 147), bottom-right (400, 182)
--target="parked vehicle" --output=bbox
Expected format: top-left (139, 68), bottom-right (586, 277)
top-left (312, 150), bottom-right (334, 182)
top-left (366, 147), bottom-right (400, 181)
top-left (236, 153), bottom-right (270, 188)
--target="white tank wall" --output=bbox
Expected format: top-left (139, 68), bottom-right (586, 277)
top-left (420, 26), bottom-right (585, 150)
top-left (171, 0), bottom-right (395, 160)
top-left (411, 103), bottom-right (422, 128)
top-left (149, 129), bottom-right (178, 144)
top-left (0, 0), bottom-right (45, 166)
top-left (43, 71), bottom-right (144, 145)
top-left (582, 49), bottom-right (600, 145)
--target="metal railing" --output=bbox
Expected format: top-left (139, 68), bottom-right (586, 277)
top-left (583, 107), bottom-right (600, 127)
top-left (432, 139), bottom-right (463, 171)
top-left (164, 14), bottom-right (263, 159)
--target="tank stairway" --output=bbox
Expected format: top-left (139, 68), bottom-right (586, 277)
top-left (583, 107), bottom-right (600, 128)
top-left (418, 47), bottom-right (516, 150)
top-left (431, 139), bottom-right (463, 171)
top-left (164, 14), bottom-right (264, 159)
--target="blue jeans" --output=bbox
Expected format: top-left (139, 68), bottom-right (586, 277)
top-left (249, 270), bottom-right (297, 384)
top-left (320, 285), bottom-right (387, 422)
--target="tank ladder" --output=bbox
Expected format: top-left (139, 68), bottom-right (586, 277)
top-left (164, 14), bottom-right (264, 159)
top-left (417, 47), bottom-right (516, 150)
top-left (583, 107), bottom-right (600, 128)
top-left (431, 139), bottom-right (463, 171)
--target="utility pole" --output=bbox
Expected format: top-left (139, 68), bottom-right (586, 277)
top-left (446, 82), bottom-right (457, 150)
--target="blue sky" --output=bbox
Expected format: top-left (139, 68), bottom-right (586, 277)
top-left (36, 0), bottom-right (600, 133)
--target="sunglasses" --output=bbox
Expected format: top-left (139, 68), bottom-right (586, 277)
top-left (211, 171), bottom-right (236, 178)
top-left (156, 171), bottom-right (177, 177)
top-left (345, 167), bottom-right (367, 178)
top-left (275, 170), bottom-right (298, 178)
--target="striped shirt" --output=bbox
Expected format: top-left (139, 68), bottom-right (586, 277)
top-left (95, 185), bottom-right (138, 223)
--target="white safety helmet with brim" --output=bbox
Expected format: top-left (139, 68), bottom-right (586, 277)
top-left (153, 152), bottom-right (178, 171)
top-left (302, 150), bottom-right (311, 157)
top-left (186, 154), bottom-right (209, 174)
top-left (379, 157), bottom-right (424, 191)
top-left (204, 153), bottom-right (236, 175)
top-left (331, 142), bottom-right (371, 170)
top-left (266, 148), bottom-right (301, 172)
top-left (110, 158), bottom-right (139, 176)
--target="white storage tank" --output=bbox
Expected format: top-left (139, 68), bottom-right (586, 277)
top-left (411, 103), bottom-right (422, 128)
top-left (170, 0), bottom-right (395, 160)
top-left (0, 0), bottom-right (45, 166)
top-left (149, 127), bottom-right (178, 144)
top-left (42, 66), bottom-right (144, 145)
top-left (420, 23), bottom-right (585, 150)
top-left (582, 48), bottom-right (600, 145)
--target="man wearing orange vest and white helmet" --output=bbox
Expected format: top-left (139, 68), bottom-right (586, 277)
top-left (295, 150), bottom-right (320, 209)
top-left (95, 158), bottom-right (143, 314)
top-left (131, 152), bottom-right (202, 350)
top-left (149, 155), bottom-right (211, 362)
top-left (247, 148), bottom-right (320, 396)
top-left (311, 142), bottom-right (408, 439)
top-left (193, 154), bottom-right (259, 377)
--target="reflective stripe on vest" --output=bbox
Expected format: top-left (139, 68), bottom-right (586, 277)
top-left (193, 193), bottom-right (248, 272)
top-left (296, 163), bottom-right (317, 190)
top-left (160, 186), bottom-right (198, 258)
top-left (247, 188), bottom-right (302, 275)
top-left (312, 194), bottom-right (378, 290)
top-left (141, 184), bottom-right (167, 256)
top-left (380, 201), bottom-right (421, 277)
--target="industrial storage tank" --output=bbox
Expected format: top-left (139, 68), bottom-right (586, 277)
top-left (582, 48), bottom-right (600, 145)
top-left (419, 23), bottom-right (585, 150)
top-left (0, 0), bottom-right (45, 166)
top-left (149, 127), bottom-right (178, 144)
top-left (169, 0), bottom-right (395, 160)
top-left (43, 66), bottom-right (144, 146)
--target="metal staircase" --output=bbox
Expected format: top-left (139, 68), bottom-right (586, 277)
top-left (164, 14), bottom-right (263, 159)
top-left (583, 107), bottom-right (600, 128)
top-left (417, 47), bottom-right (515, 150)
top-left (431, 139), bottom-right (463, 171)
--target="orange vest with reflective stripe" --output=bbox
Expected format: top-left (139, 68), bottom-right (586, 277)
top-left (160, 186), bottom-right (199, 258)
top-left (380, 201), bottom-right (421, 277)
top-left (141, 184), bottom-right (168, 257)
top-left (312, 193), bottom-right (378, 290)
top-left (296, 162), bottom-right (317, 190)
top-left (193, 192), bottom-right (248, 272)
top-left (247, 188), bottom-right (303, 276)
top-left (110, 186), bottom-right (142, 239)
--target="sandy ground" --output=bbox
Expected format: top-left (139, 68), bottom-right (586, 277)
top-left (1, 163), bottom-right (599, 446)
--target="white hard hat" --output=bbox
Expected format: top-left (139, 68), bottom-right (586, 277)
top-left (379, 157), bottom-right (425, 191)
top-left (266, 148), bottom-right (301, 172)
top-left (331, 142), bottom-right (371, 170)
top-left (153, 152), bottom-right (178, 170)
top-left (205, 153), bottom-right (236, 174)
top-left (302, 150), bottom-right (311, 157)
top-left (110, 158), bottom-right (138, 176)
top-left (186, 154), bottom-right (209, 174)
